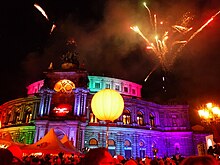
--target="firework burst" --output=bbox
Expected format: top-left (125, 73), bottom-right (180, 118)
top-left (131, 2), bottom-right (220, 81)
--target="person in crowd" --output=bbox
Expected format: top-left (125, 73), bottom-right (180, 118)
top-left (145, 156), bottom-right (152, 165)
top-left (207, 146), bottom-right (214, 155)
top-left (172, 154), bottom-right (184, 165)
top-left (158, 158), bottom-right (165, 165)
top-left (81, 147), bottom-right (115, 165)
top-left (124, 158), bottom-right (138, 165)
top-left (213, 144), bottom-right (220, 156)
top-left (30, 157), bottom-right (40, 165)
top-left (150, 159), bottom-right (159, 165)
top-left (0, 148), bottom-right (14, 165)
top-left (136, 157), bottom-right (144, 165)
top-left (179, 155), bottom-right (219, 165)
top-left (164, 157), bottom-right (176, 165)
top-left (115, 155), bottom-right (125, 164)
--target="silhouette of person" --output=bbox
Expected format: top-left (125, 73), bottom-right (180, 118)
top-left (207, 146), bottom-right (214, 155)
top-left (0, 148), bottom-right (14, 165)
top-left (180, 155), bottom-right (218, 165)
top-left (82, 147), bottom-right (114, 165)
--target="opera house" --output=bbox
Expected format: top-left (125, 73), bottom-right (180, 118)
top-left (0, 40), bottom-right (208, 158)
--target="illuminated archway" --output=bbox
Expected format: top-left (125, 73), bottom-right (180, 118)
top-left (149, 113), bottom-right (155, 127)
top-left (54, 129), bottom-right (65, 140)
top-left (89, 138), bottom-right (98, 148)
top-left (137, 111), bottom-right (144, 126)
top-left (123, 110), bottom-right (131, 125)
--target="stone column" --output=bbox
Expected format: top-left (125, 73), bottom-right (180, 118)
top-left (82, 89), bottom-right (89, 116)
top-left (78, 123), bottom-right (86, 150)
top-left (132, 133), bottom-right (139, 158)
top-left (101, 79), bottom-right (104, 89)
top-left (132, 107), bottom-right (137, 125)
top-left (46, 94), bottom-right (52, 115)
top-left (121, 82), bottom-right (124, 92)
top-left (146, 135), bottom-right (151, 157)
top-left (34, 126), bottom-right (40, 143)
top-left (21, 105), bottom-right (25, 122)
top-left (38, 127), bottom-right (46, 140)
top-left (116, 132), bottom-right (125, 157)
top-left (81, 129), bottom-right (85, 149)
top-left (98, 130), bottom-right (106, 148)
top-left (73, 89), bottom-right (79, 116)
top-left (44, 94), bottom-right (49, 116)
top-left (32, 102), bottom-right (36, 119)
top-left (38, 94), bottom-right (45, 117)
top-left (111, 80), bottom-right (114, 89)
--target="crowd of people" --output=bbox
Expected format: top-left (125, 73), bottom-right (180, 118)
top-left (0, 147), bottom-right (220, 165)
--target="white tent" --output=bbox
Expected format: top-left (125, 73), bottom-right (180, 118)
top-left (21, 128), bottom-right (75, 154)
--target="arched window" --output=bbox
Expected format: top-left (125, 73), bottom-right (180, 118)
top-left (172, 115), bottom-right (177, 126)
top-left (14, 108), bottom-right (21, 124)
top-left (108, 139), bottom-right (116, 156)
top-left (23, 107), bottom-right (32, 123)
top-left (123, 110), bottom-right (131, 125)
top-left (89, 138), bottom-right (98, 146)
top-left (149, 113), bottom-right (155, 127)
top-left (124, 140), bottom-right (132, 159)
top-left (207, 139), bottom-right (213, 148)
top-left (139, 140), bottom-right (146, 158)
top-left (108, 139), bottom-right (115, 146)
top-left (124, 140), bottom-right (131, 147)
top-left (14, 111), bottom-right (20, 123)
top-left (5, 111), bottom-right (12, 124)
top-left (137, 111), bottom-right (144, 125)
top-left (54, 129), bottom-right (65, 140)
top-left (139, 140), bottom-right (144, 147)
top-left (89, 112), bottom-right (98, 123)
top-left (174, 143), bottom-right (180, 154)
top-left (1, 113), bottom-right (6, 126)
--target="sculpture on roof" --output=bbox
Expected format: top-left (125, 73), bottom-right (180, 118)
top-left (61, 38), bottom-right (79, 69)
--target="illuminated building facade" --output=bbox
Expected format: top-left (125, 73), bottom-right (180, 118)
top-left (0, 40), bottom-right (208, 158)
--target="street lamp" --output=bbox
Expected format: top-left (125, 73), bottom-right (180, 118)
top-left (198, 102), bottom-right (220, 143)
top-left (198, 102), bottom-right (220, 124)
top-left (91, 89), bottom-right (124, 148)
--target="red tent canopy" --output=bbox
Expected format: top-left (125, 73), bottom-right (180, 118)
top-left (60, 135), bottom-right (81, 155)
top-left (20, 128), bottom-right (75, 155)
top-left (0, 132), bottom-right (25, 148)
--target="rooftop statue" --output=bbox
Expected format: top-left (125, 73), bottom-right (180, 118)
top-left (61, 38), bottom-right (79, 69)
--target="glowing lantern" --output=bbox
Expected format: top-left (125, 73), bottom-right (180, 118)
top-left (91, 89), bottom-right (124, 122)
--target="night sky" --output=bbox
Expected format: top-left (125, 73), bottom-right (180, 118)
top-left (1, 0), bottom-right (220, 125)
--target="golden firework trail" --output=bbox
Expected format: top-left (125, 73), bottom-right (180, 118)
top-left (131, 2), bottom-right (220, 80)
top-left (172, 25), bottom-right (192, 34)
top-left (144, 64), bottom-right (159, 82)
top-left (50, 24), bottom-right (56, 34)
top-left (177, 10), bottom-right (220, 53)
top-left (143, 2), bottom-right (153, 27)
top-left (34, 3), bottom-right (56, 35)
top-left (34, 3), bottom-right (49, 20)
